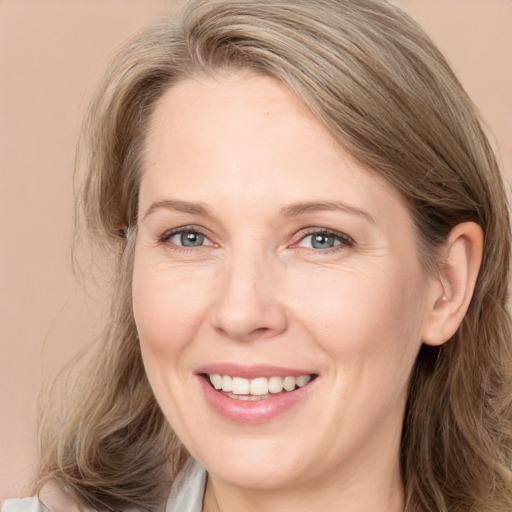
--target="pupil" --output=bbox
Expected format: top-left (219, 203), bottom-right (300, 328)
top-left (181, 232), bottom-right (204, 247)
top-left (312, 234), bottom-right (334, 249)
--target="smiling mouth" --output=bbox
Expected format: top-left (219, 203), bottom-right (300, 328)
top-left (203, 373), bottom-right (317, 401)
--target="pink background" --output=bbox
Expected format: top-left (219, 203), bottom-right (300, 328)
top-left (1, 0), bottom-right (511, 500)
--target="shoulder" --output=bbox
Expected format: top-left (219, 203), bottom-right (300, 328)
top-left (2, 459), bottom-right (206, 512)
top-left (1, 497), bottom-right (42, 512)
top-left (37, 482), bottom-right (95, 512)
top-left (2, 482), bottom-right (95, 512)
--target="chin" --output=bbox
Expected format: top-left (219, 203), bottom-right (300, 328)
top-left (193, 436), bottom-right (312, 490)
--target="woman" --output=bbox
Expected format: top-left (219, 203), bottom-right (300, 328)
top-left (3, 0), bottom-right (511, 511)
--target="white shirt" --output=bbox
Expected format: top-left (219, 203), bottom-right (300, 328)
top-left (1, 457), bottom-right (207, 512)
top-left (165, 457), bottom-right (206, 512)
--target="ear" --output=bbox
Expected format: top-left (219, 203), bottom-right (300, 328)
top-left (422, 222), bottom-right (483, 346)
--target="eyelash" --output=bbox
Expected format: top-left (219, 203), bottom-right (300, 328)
top-left (158, 226), bottom-right (354, 253)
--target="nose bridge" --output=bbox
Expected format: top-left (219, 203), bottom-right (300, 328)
top-left (211, 241), bottom-right (287, 341)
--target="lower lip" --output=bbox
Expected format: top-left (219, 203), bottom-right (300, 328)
top-left (198, 376), bottom-right (315, 424)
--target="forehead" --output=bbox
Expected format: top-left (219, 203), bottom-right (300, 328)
top-left (140, 72), bottom-right (409, 228)
top-left (143, 71), bottom-right (340, 174)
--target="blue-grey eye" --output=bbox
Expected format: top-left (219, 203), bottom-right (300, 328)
top-left (167, 230), bottom-right (208, 247)
top-left (311, 233), bottom-right (338, 249)
top-left (180, 231), bottom-right (205, 247)
top-left (298, 231), bottom-right (346, 250)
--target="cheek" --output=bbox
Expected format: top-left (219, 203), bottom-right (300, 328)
top-left (287, 262), bottom-right (427, 378)
top-left (131, 257), bottom-right (212, 432)
top-left (131, 258), bottom-right (209, 362)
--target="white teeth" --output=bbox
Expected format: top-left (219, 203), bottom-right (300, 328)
top-left (208, 373), bottom-right (313, 396)
top-left (268, 376), bottom-right (284, 393)
top-left (296, 375), bottom-right (311, 387)
top-left (210, 374), bottom-right (222, 390)
top-left (250, 377), bottom-right (268, 396)
top-left (232, 377), bottom-right (250, 395)
top-left (221, 375), bottom-right (233, 392)
top-left (283, 376), bottom-right (296, 391)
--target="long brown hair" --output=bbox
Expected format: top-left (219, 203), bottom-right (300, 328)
top-left (35, 1), bottom-right (512, 510)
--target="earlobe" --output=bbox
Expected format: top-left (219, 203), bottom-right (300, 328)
top-left (422, 222), bottom-right (483, 346)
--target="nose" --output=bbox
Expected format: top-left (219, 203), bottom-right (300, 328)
top-left (210, 252), bottom-right (288, 342)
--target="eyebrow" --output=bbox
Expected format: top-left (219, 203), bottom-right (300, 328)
top-left (280, 201), bottom-right (375, 224)
top-left (143, 199), bottom-right (211, 219)
top-left (143, 198), bottom-right (375, 224)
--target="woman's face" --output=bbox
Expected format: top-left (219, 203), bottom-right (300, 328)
top-left (133, 72), bottom-right (437, 492)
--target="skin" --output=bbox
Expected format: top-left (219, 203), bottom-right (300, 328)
top-left (132, 72), bottom-right (482, 512)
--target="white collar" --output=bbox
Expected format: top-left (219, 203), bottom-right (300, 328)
top-left (165, 457), bottom-right (207, 512)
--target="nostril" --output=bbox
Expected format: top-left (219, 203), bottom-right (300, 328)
top-left (249, 327), bottom-right (270, 336)
top-left (213, 324), bottom-right (274, 342)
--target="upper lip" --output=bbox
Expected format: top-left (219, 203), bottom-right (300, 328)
top-left (195, 363), bottom-right (317, 380)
